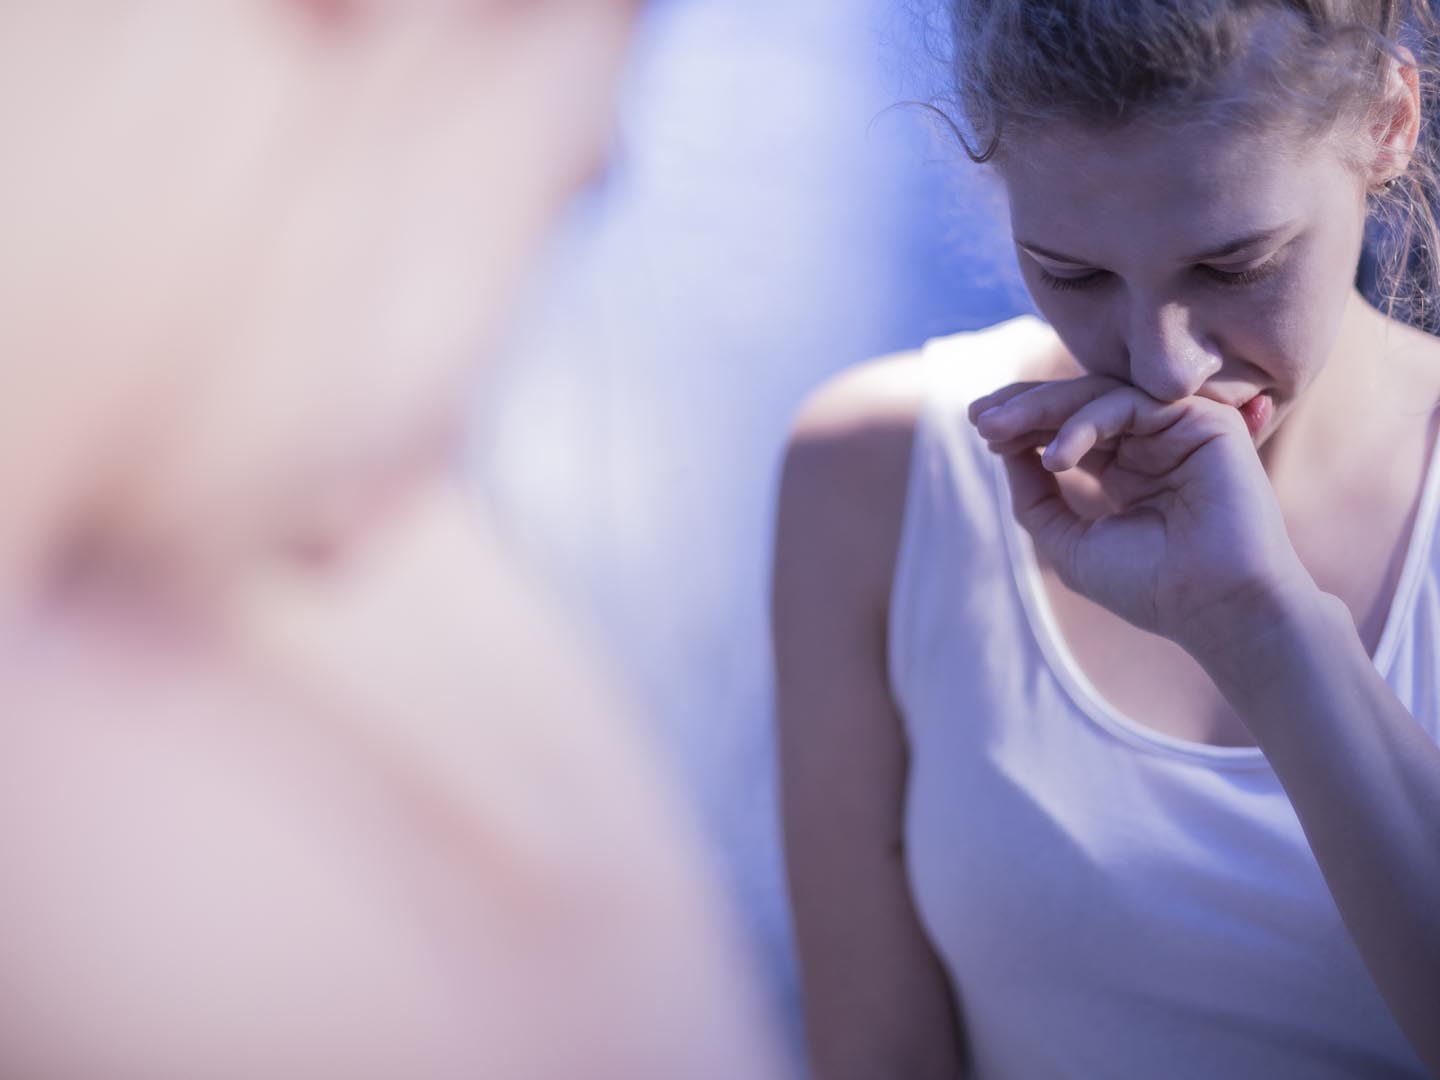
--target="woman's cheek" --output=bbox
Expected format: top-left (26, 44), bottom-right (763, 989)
top-left (1043, 308), bottom-right (1127, 380)
top-left (1235, 278), bottom-right (1333, 389)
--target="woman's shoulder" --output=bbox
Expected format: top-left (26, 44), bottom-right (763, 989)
top-left (781, 315), bottom-right (1062, 501)
top-left (919, 313), bottom-right (1071, 409)
top-left (776, 350), bottom-right (926, 614)
top-left (789, 314), bottom-right (1056, 440)
top-left (775, 316), bottom-right (1062, 611)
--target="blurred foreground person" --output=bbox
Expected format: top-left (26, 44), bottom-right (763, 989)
top-left (0, 3), bottom-right (784, 1078)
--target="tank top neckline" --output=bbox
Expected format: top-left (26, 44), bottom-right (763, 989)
top-left (981, 317), bottom-right (1440, 768)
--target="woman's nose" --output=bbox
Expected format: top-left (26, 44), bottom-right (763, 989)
top-left (1124, 303), bottom-right (1221, 402)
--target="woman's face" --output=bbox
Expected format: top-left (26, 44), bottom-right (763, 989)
top-left (997, 114), bottom-right (1371, 446)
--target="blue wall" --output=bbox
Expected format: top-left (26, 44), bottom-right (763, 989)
top-left (469, 0), bottom-right (1032, 1067)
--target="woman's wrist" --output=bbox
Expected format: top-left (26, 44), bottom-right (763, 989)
top-left (1186, 578), bottom-right (1358, 721)
top-left (1176, 559), bottom-right (1331, 666)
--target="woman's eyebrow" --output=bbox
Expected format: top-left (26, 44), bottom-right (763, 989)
top-left (1016, 222), bottom-right (1299, 266)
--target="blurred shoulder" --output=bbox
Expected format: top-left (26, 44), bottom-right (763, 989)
top-left (784, 347), bottom-right (926, 480)
top-left (781, 316), bottom-right (1062, 502)
top-left (774, 318), bottom-right (1051, 617)
top-left (771, 351), bottom-right (924, 624)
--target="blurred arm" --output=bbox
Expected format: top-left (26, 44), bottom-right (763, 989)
top-left (772, 359), bottom-right (967, 1080)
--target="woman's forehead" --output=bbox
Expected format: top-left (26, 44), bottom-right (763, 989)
top-left (1000, 116), bottom-right (1332, 204)
top-left (997, 119), bottom-right (1346, 260)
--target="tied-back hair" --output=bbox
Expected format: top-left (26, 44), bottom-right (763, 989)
top-left (929, 0), bottom-right (1440, 332)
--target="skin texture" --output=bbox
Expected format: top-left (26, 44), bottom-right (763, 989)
top-left (0, 3), bottom-right (786, 1078)
top-left (776, 46), bottom-right (1440, 1080)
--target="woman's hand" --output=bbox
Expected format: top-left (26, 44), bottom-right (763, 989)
top-left (969, 376), bottom-right (1317, 663)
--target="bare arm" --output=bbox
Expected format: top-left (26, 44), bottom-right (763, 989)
top-left (1199, 587), bottom-right (1440, 1075)
top-left (772, 358), bottom-right (966, 1080)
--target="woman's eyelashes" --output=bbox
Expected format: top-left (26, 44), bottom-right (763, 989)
top-left (1197, 259), bottom-right (1282, 287)
top-left (1035, 257), bottom-right (1282, 293)
top-left (1036, 267), bottom-right (1108, 292)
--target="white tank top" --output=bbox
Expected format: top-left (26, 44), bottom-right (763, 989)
top-left (889, 315), bottom-right (1437, 1079)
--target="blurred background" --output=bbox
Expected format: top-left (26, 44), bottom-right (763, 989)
top-left (467, 0), bottom-right (1032, 1068)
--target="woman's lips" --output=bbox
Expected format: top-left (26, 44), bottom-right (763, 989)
top-left (1239, 392), bottom-right (1273, 438)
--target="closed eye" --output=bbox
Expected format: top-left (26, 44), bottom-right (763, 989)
top-left (1036, 267), bottom-right (1109, 292)
top-left (1036, 258), bottom-right (1281, 293)
top-left (1197, 258), bottom-right (1281, 287)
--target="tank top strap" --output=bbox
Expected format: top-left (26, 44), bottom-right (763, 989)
top-left (1375, 414), bottom-right (1440, 743)
top-left (886, 314), bottom-right (1053, 715)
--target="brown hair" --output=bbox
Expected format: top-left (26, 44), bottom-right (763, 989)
top-left (933, 0), bottom-right (1440, 330)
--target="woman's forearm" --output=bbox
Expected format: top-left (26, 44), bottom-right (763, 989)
top-left (1199, 585), bottom-right (1440, 1073)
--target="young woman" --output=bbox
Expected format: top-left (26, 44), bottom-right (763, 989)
top-left (775, 3), bottom-right (1440, 1077)
top-left (0, 2), bottom-right (783, 1077)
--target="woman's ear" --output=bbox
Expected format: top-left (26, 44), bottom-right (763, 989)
top-left (1369, 46), bottom-right (1421, 192)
